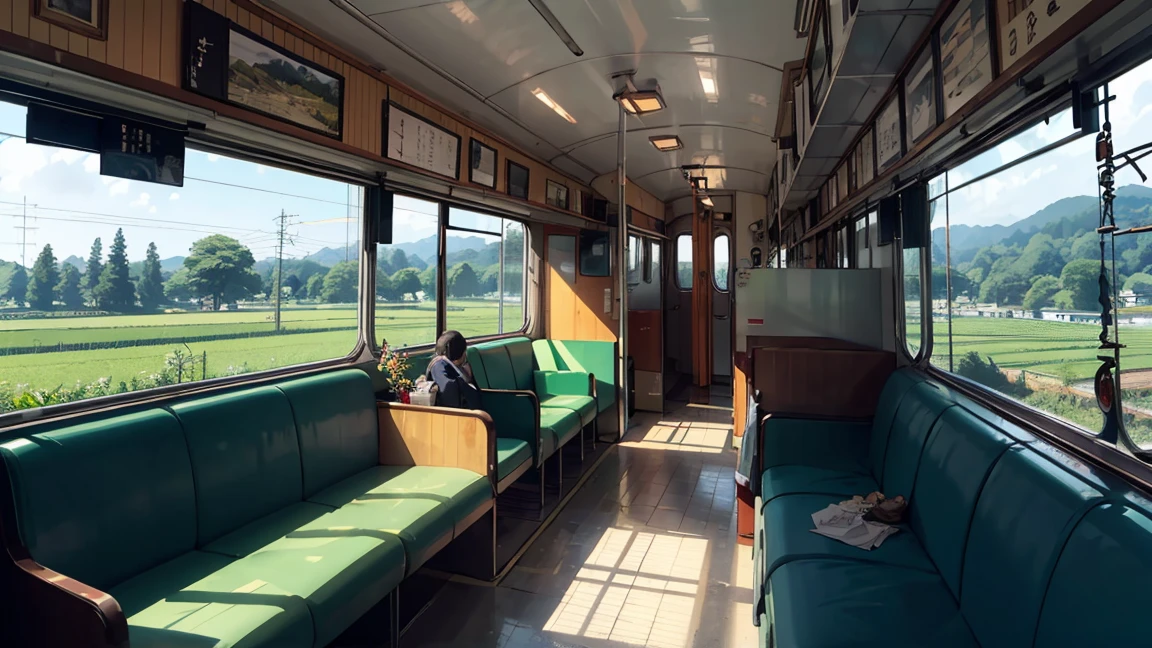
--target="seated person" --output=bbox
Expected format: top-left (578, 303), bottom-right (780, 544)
top-left (426, 330), bottom-right (484, 409)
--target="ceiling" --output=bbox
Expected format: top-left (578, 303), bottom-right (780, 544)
top-left (263, 0), bottom-right (807, 204)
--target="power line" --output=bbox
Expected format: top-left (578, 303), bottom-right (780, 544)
top-left (184, 176), bottom-right (354, 207)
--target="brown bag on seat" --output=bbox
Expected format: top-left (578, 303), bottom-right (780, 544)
top-left (865, 495), bottom-right (907, 524)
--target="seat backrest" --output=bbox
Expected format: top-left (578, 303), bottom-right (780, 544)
top-left (0, 409), bottom-right (196, 590)
top-left (467, 346), bottom-right (490, 389)
top-left (533, 339), bottom-right (616, 412)
top-left (276, 369), bottom-right (379, 498)
top-left (909, 407), bottom-right (1014, 599)
top-left (960, 447), bottom-right (1103, 648)
top-left (866, 369), bottom-right (926, 482)
top-left (1034, 501), bottom-right (1152, 647)
top-left (169, 386), bottom-right (304, 545)
top-left (504, 337), bottom-right (536, 391)
top-left (878, 380), bottom-right (954, 497)
top-left (478, 345), bottom-right (518, 390)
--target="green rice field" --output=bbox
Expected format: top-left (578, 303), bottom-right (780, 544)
top-left (0, 301), bottom-right (523, 394)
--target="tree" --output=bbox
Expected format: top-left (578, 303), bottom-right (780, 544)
top-left (375, 267), bottom-right (396, 301)
top-left (57, 264), bottom-right (83, 309)
top-left (183, 234), bottom-right (261, 310)
top-left (84, 237), bottom-right (102, 304)
top-left (448, 263), bottom-right (481, 297)
top-left (1124, 272), bottom-right (1152, 305)
top-left (390, 248), bottom-right (409, 273)
top-left (304, 271), bottom-right (327, 300)
top-left (479, 266), bottom-right (499, 294)
top-left (26, 244), bottom-right (59, 310)
top-left (419, 266), bottom-right (437, 300)
top-left (931, 265), bottom-right (973, 300)
top-left (320, 260), bottom-right (358, 303)
top-left (978, 269), bottom-right (1030, 305)
top-left (4, 263), bottom-right (27, 305)
top-left (284, 274), bottom-right (301, 297)
top-left (164, 268), bottom-right (193, 302)
top-left (93, 229), bottom-right (135, 310)
top-left (393, 268), bottom-right (423, 300)
top-left (1059, 258), bottom-right (1100, 311)
top-left (137, 242), bottom-right (165, 309)
top-left (955, 351), bottom-right (1029, 397)
top-left (1023, 275), bottom-right (1061, 310)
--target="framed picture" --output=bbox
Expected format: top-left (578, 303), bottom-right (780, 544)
top-left (384, 103), bottom-right (459, 179)
top-left (468, 138), bottom-right (497, 188)
top-left (858, 128), bottom-right (875, 185)
top-left (904, 48), bottom-right (938, 144)
top-left (183, 3), bottom-right (344, 140)
top-left (807, 2), bottom-right (832, 119)
top-left (546, 179), bottom-right (569, 210)
top-left (940, 0), bottom-right (993, 118)
top-left (572, 189), bottom-right (584, 215)
top-left (507, 160), bottom-right (529, 200)
top-left (33, 0), bottom-right (107, 40)
top-left (875, 94), bottom-right (903, 170)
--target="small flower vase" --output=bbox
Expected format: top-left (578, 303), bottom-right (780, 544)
top-left (399, 391), bottom-right (411, 405)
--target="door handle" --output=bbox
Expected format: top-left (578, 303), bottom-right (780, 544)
top-left (715, 314), bottom-right (729, 320)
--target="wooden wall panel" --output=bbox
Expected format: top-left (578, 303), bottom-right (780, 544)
top-left (751, 346), bottom-right (895, 419)
top-left (544, 226), bottom-right (616, 342)
top-left (0, 0), bottom-right (664, 225)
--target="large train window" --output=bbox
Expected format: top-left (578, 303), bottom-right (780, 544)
top-left (445, 207), bottom-right (527, 338)
top-left (0, 100), bottom-right (363, 414)
top-left (714, 233), bottom-right (730, 291)
top-left (675, 234), bottom-right (693, 289)
top-left (627, 235), bottom-right (642, 286)
top-left (854, 215), bottom-right (870, 268)
top-left (376, 195), bottom-right (438, 348)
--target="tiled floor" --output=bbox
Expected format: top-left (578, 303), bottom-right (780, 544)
top-left (402, 400), bottom-right (754, 648)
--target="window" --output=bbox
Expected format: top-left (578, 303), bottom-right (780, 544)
top-left (676, 234), bottom-right (693, 289)
top-left (902, 217), bottom-right (925, 359)
top-left (548, 234), bottom-right (576, 285)
top-left (0, 101), bottom-right (362, 414)
top-left (649, 241), bottom-right (661, 284)
top-left (854, 216), bottom-right (870, 268)
top-left (376, 195), bottom-right (438, 349)
top-left (579, 230), bottom-right (610, 277)
top-left (627, 235), bottom-right (642, 286)
top-left (837, 225), bottom-right (850, 268)
top-left (714, 233), bottom-right (730, 290)
top-left (924, 72), bottom-right (1152, 445)
top-left (444, 207), bottom-right (527, 338)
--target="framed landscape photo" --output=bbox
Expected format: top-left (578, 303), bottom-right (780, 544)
top-left (546, 179), bottom-right (569, 210)
top-left (227, 26), bottom-right (344, 139)
top-left (904, 48), bottom-right (938, 144)
top-left (507, 160), bottom-right (529, 200)
top-left (875, 94), bottom-right (903, 170)
top-left (939, 0), bottom-right (993, 118)
top-left (468, 138), bottom-right (497, 188)
top-left (33, 0), bottom-right (107, 40)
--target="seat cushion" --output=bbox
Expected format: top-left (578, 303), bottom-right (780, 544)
top-left (759, 418), bottom-right (872, 475)
top-left (308, 465), bottom-right (489, 537)
top-left (110, 551), bottom-right (313, 648)
top-left (540, 407), bottom-right (582, 458)
top-left (169, 386), bottom-right (304, 546)
top-left (762, 494), bottom-right (937, 579)
top-left (760, 465), bottom-right (878, 504)
top-left (960, 448), bottom-right (1103, 648)
top-left (496, 438), bottom-right (532, 482)
top-left (1034, 502), bottom-right (1152, 648)
top-left (879, 381), bottom-right (956, 498)
top-left (540, 394), bottom-right (597, 427)
top-left (533, 339), bottom-right (617, 412)
top-left (276, 369), bottom-right (379, 498)
top-left (866, 368), bottom-right (926, 484)
top-left (768, 560), bottom-right (978, 648)
top-left (0, 409), bottom-right (196, 592)
top-left (466, 347), bottom-right (490, 389)
top-left (477, 346), bottom-right (517, 391)
top-left (503, 337), bottom-right (536, 391)
top-left (909, 407), bottom-right (1014, 599)
top-left (203, 502), bottom-right (333, 558)
top-left (299, 498), bottom-right (452, 575)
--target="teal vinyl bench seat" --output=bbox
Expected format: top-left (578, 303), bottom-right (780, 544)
top-left (749, 367), bottom-right (1152, 647)
top-left (0, 367), bottom-right (493, 648)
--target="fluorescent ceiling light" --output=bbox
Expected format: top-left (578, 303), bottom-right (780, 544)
top-left (618, 91), bottom-right (665, 114)
top-left (699, 72), bottom-right (717, 97)
top-left (532, 88), bottom-right (577, 124)
top-left (650, 135), bottom-right (683, 151)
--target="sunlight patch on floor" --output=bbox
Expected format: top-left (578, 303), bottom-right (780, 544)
top-left (618, 421), bottom-right (729, 454)
top-left (542, 527), bottom-right (709, 648)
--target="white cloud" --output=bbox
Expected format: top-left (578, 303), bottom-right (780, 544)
top-left (169, 192), bottom-right (180, 201)
top-left (50, 149), bottom-right (86, 165)
top-left (206, 153), bottom-right (220, 162)
top-left (0, 138), bottom-right (49, 193)
top-left (83, 154), bottom-right (99, 174)
top-left (107, 179), bottom-right (129, 196)
top-left (130, 192), bottom-right (151, 207)
top-left (256, 165), bottom-right (267, 175)
top-left (148, 205), bottom-right (157, 214)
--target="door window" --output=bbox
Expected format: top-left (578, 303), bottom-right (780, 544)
top-left (714, 233), bottom-right (730, 291)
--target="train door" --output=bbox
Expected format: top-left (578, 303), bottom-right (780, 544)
top-left (712, 226), bottom-right (733, 380)
top-left (664, 215), bottom-right (694, 398)
top-left (628, 234), bottom-right (664, 412)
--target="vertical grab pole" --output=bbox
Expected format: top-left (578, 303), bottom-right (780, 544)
top-left (616, 102), bottom-right (629, 441)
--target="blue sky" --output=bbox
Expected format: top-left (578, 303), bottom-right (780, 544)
top-left (939, 57), bottom-right (1152, 228)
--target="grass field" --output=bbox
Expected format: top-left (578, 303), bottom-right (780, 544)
top-left (0, 301), bottom-right (524, 393)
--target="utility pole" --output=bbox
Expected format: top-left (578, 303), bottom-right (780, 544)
top-left (13, 196), bottom-right (38, 267)
top-left (273, 210), bottom-right (294, 332)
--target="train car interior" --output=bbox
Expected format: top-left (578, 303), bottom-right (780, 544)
top-left (2, 0), bottom-right (1152, 646)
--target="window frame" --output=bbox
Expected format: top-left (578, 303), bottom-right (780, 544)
top-left (675, 233), bottom-right (694, 291)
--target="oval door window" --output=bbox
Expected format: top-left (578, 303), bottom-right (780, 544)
top-left (714, 233), bottom-right (730, 291)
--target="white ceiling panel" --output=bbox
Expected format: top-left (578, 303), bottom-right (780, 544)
top-left (638, 167), bottom-right (769, 200)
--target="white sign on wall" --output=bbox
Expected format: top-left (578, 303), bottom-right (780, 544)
top-left (998, 0), bottom-right (1093, 71)
top-left (384, 102), bottom-right (460, 180)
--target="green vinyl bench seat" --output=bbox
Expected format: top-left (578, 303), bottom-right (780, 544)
top-left (749, 367), bottom-right (1152, 648)
top-left (497, 438), bottom-right (533, 481)
top-left (0, 368), bottom-right (493, 648)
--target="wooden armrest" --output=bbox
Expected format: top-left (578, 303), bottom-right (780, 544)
top-left (376, 402), bottom-right (497, 485)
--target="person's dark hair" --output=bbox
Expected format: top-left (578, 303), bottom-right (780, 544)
top-left (435, 330), bottom-right (468, 362)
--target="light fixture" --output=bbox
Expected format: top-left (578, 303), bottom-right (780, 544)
top-left (649, 135), bottom-right (683, 151)
top-left (532, 88), bottom-right (577, 124)
top-left (613, 75), bottom-right (666, 115)
top-left (700, 195), bottom-right (715, 207)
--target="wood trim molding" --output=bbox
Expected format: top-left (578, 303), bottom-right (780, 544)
top-left (376, 402), bottom-right (496, 485)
